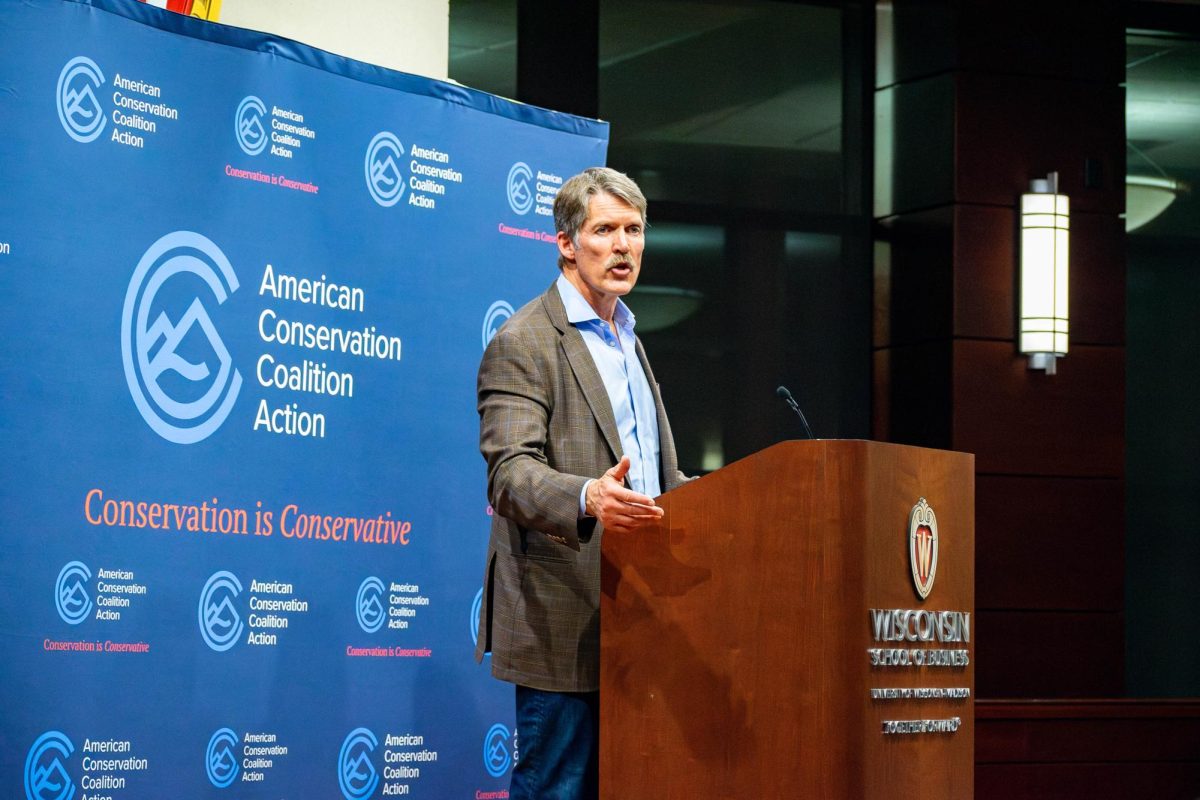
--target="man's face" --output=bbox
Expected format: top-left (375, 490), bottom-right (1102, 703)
top-left (558, 191), bottom-right (645, 311)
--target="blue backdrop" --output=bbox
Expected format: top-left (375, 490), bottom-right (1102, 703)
top-left (0, 1), bottom-right (608, 797)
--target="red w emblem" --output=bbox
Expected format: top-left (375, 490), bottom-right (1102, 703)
top-left (908, 499), bottom-right (939, 600)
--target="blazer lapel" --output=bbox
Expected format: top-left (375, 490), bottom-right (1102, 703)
top-left (542, 282), bottom-right (623, 463)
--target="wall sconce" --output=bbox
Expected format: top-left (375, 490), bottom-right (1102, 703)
top-left (1020, 172), bottom-right (1069, 374)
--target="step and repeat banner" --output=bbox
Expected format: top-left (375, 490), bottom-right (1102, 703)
top-left (0, 1), bottom-right (607, 797)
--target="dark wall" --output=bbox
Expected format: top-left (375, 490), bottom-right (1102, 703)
top-left (875, 0), bottom-right (1127, 698)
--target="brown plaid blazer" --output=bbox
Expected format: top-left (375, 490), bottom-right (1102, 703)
top-left (474, 280), bottom-right (687, 692)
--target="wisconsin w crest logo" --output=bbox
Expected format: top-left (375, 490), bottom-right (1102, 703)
top-left (908, 498), bottom-right (938, 600)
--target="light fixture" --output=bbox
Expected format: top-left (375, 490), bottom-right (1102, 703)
top-left (1125, 175), bottom-right (1184, 232)
top-left (625, 285), bottom-right (704, 333)
top-left (1019, 172), bottom-right (1069, 374)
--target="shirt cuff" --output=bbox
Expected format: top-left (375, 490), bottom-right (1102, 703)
top-left (579, 479), bottom-right (594, 518)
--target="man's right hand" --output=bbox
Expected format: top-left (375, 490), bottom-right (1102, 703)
top-left (584, 456), bottom-right (665, 534)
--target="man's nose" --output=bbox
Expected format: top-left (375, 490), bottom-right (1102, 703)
top-left (613, 229), bottom-right (629, 251)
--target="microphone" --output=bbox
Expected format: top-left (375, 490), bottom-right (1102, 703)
top-left (776, 385), bottom-right (815, 440)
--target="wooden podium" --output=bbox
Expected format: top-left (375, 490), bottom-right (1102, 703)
top-left (600, 440), bottom-right (975, 799)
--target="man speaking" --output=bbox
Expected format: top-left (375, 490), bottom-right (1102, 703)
top-left (474, 167), bottom-right (689, 799)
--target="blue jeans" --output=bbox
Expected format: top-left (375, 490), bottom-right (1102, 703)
top-left (510, 685), bottom-right (599, 800)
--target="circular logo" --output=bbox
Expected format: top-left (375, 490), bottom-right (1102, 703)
top-left (483, 723), bottom-right (511, 778)
top-left (56, 56), bottom-right (106, 143)
top-left (356, 577), bottom-right (386, 634)
top-left (24, 730), bottom-right (75, 800)
top-left (55, 561), bottom-right (92, 625)
top-left (470, 587), bottom-right (483, 647)
top-left (364, 132), bottom-right (405, 207)
top-left (198, 570), bottom-right (244, 652)
top-left (482, 300), bottom-right (514, 349)
top-left (338, 728), bottom-right (379, 800)
top-left (205, 728), bottom-right (240, 788)
top-left (506, 162), bottom-right (534, 215)
top-left (122, 231), bottom-right (242, 444)
top-left (235, 95), bottom-right (268, 156)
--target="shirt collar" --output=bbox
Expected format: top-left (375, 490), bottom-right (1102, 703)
top-left (556, 273), bottom-right (637, 331)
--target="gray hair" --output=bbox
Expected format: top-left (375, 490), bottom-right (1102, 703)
top-left (554, 167), bottom-right (647, 268)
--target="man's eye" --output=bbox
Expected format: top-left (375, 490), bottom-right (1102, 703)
top-left (628, 226), bottom-right (643, 236)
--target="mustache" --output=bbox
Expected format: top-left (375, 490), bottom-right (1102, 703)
top-left (606, 256), bottom-right (634, 270)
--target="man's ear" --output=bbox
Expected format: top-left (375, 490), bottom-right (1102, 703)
top-left (556, 231), bottom-right (575, 265)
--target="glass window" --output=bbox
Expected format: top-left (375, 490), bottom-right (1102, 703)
top-left (1125, 30), bottom-right (1200, 697)
top-left (448, 0), bottom-right (517, 99)
top-left (601, 1), bottom-right (844, 214)
top-left (601, 1), bottom-right (869, 472)
top-left (450, 1), bottom-right (871, 473)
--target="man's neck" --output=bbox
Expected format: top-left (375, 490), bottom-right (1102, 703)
top-left (562, 270), bottom-right (618, 326)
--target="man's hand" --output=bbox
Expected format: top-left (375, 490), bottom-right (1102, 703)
top-left (585, 456), bottom-right (665, 534)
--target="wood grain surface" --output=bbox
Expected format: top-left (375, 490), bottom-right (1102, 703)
top-left (600, 440), bottom-right (975, 799)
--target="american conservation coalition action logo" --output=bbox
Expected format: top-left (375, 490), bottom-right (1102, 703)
top-left (24, 730), bottom-right (75, 800)
top-left (206, 728), bottom-right (240, 788)
top-left (908, 497), bottom-right (939, 600)
top-left (482, 300), bottom-right (513, 350)
top-left (506, 162), bottom-right (534, 215)
top-left (199, 570), bottom-right (244, 652)
top-left (483, 723), bottom-right (511, 778)
top-left (57, 55), bottom-right (106, 143)
top-left (338, 728), bottom-right (379, 800)
top-left (122, 231), bottom-right (242, 444)
top-left (235, 95), bottom-right (268, 156)
top-left (356, 577), bottom-right (385, 634)
top-left (365, 131), bottom-right (405, 207)
top-left (55, 561), bottom-right (93, 625)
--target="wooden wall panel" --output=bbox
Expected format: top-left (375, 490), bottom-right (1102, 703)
top-left (952, 204), bottom-right (1013, 341)
top-left (888, 0), bottom-right (1124, 87)
top-left (977, 701), bottom-right (1200, 762)
top-left (954, 1), bottom-right (1124, 84)
top-left (952, 341), bottom-right (1124, 477)
top-left (976, 475), bottom-right (1123, 611)
top-left (977, 763), bottom-right (1200, 800)
top-left (879, 1), bottom-right (1129, 706)
top-left (976, 700), bottom-right (1200, 800)
top-left (951, 208), bottom-right (1125, 345)
top-left (975, 611), bottom-right (1123, 698)
top-left (1069, 211), bottom-right (1126, 346)
top-left (954, 71), bottom-right (1124, 213)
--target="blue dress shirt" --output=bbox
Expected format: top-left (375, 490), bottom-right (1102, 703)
top-left (556, 274), bottom-right (662, 515)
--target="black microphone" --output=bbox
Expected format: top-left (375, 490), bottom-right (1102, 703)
top-left (776, 385), bottom-right (815, 440)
